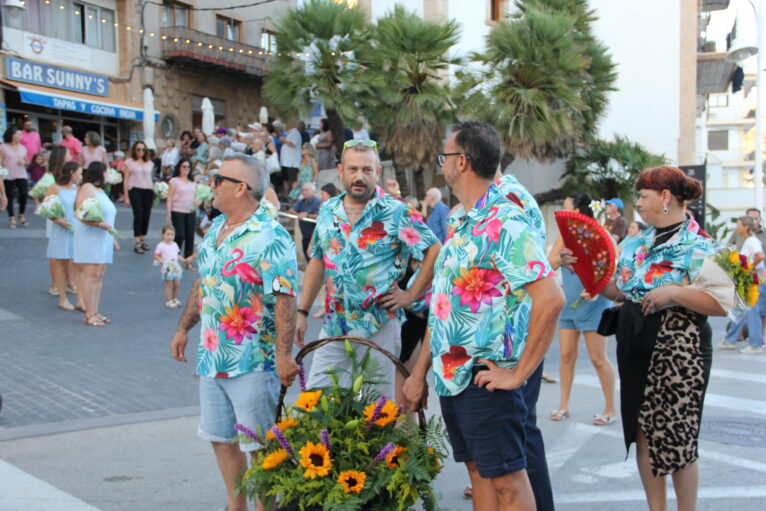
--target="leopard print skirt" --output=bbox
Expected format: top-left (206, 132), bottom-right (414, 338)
top-left (637, 307), bottom-right (712, 476)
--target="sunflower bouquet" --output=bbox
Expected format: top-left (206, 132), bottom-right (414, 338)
top-left (714, 248), bottom-right (760, 321)
top-left (29, 172), bottom-right (55, 199)
top-left (76, 197), bottom-right (124, 239)
top-left (36, 194), bottom-right (73, 231)
top-left (237, 341), bottom-right (447, 511)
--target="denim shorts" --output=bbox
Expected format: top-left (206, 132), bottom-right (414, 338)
top-left (439, 382), bottom-right (528, 479)
top-left (197, 370), bottom-right (279, 452)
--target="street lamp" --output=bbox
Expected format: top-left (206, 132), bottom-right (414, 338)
top-left (727, 0), bottom-right (764, 214)
top-left (3, 0), bottom-right (26, 18)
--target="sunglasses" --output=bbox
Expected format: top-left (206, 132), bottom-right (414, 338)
top-left (213, 173), bottom-right (252, 190)
top-left (343, 139), bottom-right (378, 150)
top-left (136, 147), bottom-right (146, 152)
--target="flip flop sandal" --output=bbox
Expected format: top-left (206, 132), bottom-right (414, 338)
top-left (550, 409), bottom-right (570, 421)
top-left (83, 314), bottom-right (106, 327)
top-left (97, 314), bottom-right (112, 324)
top-left (19, 216), bottom-right (28, 227)
top-left (593, 414), bottom-right (616, 426)
top-left (58, 301), bottom-right (76, 311)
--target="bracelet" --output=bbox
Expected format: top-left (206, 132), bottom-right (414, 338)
top-left (297, 308), bottom-right (309, 317)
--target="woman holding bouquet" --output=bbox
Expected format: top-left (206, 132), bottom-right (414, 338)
top-left (123, 141), bottom-right (154, 254)
top-left (165, 158), bottom-right (196, 268)
top-left (1, 126), bottom-right (29, 228)
top-left (562, 166), bottom-right (733, 511)
top-left (45, 161), bottom-right (83, 311)
top-left (74, 162), bottom-right (118, 327)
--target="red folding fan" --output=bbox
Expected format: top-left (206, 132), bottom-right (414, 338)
top-left (554, 211), bottom-right (617, 296)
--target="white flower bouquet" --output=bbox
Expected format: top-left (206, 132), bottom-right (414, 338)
top-left (106, 168), bottom-right (123, 185)
top-left (190, 184), bottom-right (214, 211)
top-left (0, 167), bottom-right (8, 179)
top-left (29, 173), bottom-right (55, 199)
top-left (153, 181), bottom-right (169, 206)
top-left (76, 197), bottom-right (124, 238)
top-left (36, 195), bottom-right (73, 231)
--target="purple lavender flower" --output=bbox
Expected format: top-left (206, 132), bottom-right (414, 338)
top-left (365, 394), bottom-right (388, 434)
top-left (270, 425), bottom-right (295, 458)
top-left (368, 442), bottom-right (395, 470)
top-left (234, 423), bottom-right (266, 445)
top-left (298, 360), bottom-right (307, 392)
top-left (320, 429), bottom-right (332, 454)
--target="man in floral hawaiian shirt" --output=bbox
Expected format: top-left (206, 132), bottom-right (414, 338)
top-left (170, 154), bottom-right (299, 511)
top-left (295, 140), bottom-right (441, 399)
top-left (404, 122), bottom-right (564, 510)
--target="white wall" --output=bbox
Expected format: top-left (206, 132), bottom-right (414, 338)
top-left (589, 0), bottom-right (681, 162)
top-left (369, 0), bottom-right (423, 19)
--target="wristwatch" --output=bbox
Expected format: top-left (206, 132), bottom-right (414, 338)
top-left (297, 309), bottom-right (309, 317)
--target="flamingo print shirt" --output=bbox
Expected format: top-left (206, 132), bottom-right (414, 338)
top-left (309, 186), bottom-right (438, 338)
top-left (429, 184), bottom-right (553, 397)
top-left (616, 216), bottom-right (715, 303)
top-left (196, 205), bottom-right (298, 378)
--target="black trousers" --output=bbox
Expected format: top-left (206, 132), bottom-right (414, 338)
top-left (171, 211), bottom-right (196, 258)
top-left (4, 178), bottom-right (28, 218)
top-left (128, 188), bottom-right (154, 237)
top-left (523, 362), bottom-right (555, 511)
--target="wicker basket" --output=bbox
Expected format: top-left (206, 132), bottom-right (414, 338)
top-left (276, 336), bottom-right (426, 428)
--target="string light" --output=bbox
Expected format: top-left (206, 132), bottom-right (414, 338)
top-left (35, 2), bottom-right (355, 61)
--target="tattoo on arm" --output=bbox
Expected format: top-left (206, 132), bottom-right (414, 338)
top-left (275, 293), bottom-right (297, 356)
top-left (177, 277), bottom-right (201, 332)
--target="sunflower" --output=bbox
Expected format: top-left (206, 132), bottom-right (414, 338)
top-left (294, 390), bottom-right (323, 411)
top-left (266, 417), bottom-right (299, 439)
top-left (385, 445), bottom-right (407, 468)
top-left (299, 441), bottom-right (332, 479)
top-left (261, 449), bottom-right (289, 470)
top-left (337, 470), bottom-right (366, 494)
top-left (362, 399), bottom-right (399, 427)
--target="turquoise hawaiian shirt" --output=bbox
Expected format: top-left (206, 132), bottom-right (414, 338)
top-left (196, 205), bottom-right (298, 378)
top-left (616, 216), bottom-right (715, 302)
top-left (309, 186), bottom-right (438, 337)
top-left (429, 184), bottom-right (554, 397)
top-left (495, 173), bottom-right (547, 242)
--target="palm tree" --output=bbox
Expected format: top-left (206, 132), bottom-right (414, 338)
top-left (358, 6), bottom-right (460, 197)
top-left (263, 0), bottom-right (371, 158)
top-left (456, 0), bottom-right (616, 166)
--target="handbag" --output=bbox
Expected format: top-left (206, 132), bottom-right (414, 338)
top-left (266, 152), bottom-right (281, 174)
top-left (597, 306), bottom-right (621, 336)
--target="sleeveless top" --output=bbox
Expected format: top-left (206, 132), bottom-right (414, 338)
top-left (169, 177), bottom-right (196, 213)
top-left (125, 158), bottom-right (154, 190)
top-left (1, 143), bottom-right (28, 179)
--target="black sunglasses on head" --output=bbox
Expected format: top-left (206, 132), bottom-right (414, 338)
top-left (214, 173), bottom-right (252, 190)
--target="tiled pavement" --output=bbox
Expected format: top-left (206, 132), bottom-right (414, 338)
top-left (0, 205), bottom-right (201, 432)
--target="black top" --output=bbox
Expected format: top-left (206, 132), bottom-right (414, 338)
top-left (651, 221), bottom-right (684, 249)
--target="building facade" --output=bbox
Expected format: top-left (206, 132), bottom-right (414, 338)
top-left (0, 0), bottom-right (296, 151)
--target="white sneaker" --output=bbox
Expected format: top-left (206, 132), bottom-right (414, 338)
top-left (171, 299), bottom-right (182, 308)
top-left (739, 345), bottom-right (764, 354)
top-left (718, 341), bottom-right (738, 350)
top-left (165, 300), bottom-right (175, 308)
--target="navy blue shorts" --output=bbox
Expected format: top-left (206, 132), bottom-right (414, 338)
top-left (439, 382), bottom-right (528, 479)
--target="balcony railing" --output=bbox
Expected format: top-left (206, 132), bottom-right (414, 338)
top-left (160, 27), bottom-right (271, 76)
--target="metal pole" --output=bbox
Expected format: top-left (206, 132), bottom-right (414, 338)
top-left (755, 0), bottom-right (764, 214)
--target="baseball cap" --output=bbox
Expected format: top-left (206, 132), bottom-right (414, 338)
top-left (606, 198), bottom-right (624, 210)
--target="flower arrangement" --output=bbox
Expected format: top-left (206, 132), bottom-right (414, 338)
top-left (105, 168), bottom-right (123, 185)
top-left (76, 197), bottom-right (124, 238)
top-left (0, 166), bottom-right (8, 179)
top-left (29, 173), bottom-right (55, 199)
top-left (716, 248), bottom-right (760, 308)
top-left (238, 341), bottom-right (447, 511)
top-left (36, 195), bottom-right (73, 231)
top-left (589, 199), bottom-right (606, 222)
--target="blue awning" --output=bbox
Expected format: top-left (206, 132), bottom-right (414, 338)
top-left (5, 80), bottom-right (159, 122)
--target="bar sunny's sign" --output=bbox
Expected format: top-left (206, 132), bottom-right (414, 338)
top-left (5, 57), bottom-right (108, 97)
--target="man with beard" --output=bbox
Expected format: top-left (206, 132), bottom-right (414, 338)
top-left (295, 140), bottom-right (441, 398)
top-left (20, 119), bottom-right (42, 163)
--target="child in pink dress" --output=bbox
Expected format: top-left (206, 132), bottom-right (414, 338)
top-left (153, 225), bottom-right (189, 308)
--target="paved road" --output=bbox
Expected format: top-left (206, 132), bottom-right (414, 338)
top-left (1, 207), bottom-right (765, 510)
